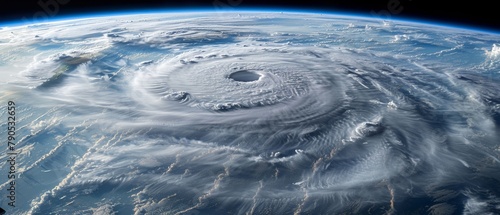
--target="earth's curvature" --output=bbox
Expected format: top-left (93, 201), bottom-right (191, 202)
top-left (0, 11), bottom-right (500, 214)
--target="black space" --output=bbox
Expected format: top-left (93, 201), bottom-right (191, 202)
top-left (0, 0), bottom-right (498, 32)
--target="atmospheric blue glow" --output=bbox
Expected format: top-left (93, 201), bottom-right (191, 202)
top-left (0, 10), bottom-right (499, 214)
top-left (1, 8), bottom-right (499, 35)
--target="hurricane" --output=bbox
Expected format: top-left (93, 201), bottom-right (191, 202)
top-left (0, 11), bottom-right (499, 214)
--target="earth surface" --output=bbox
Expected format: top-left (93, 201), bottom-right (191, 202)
top-left (1, 11), bottom-right (500, 214)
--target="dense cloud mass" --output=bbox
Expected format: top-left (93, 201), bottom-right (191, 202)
top-left (0, 12), bottom-right (499, 214)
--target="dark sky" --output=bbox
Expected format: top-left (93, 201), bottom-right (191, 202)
top-left (0, 0), bottom-right (498, 32)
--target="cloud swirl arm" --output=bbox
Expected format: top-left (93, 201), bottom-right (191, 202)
top-left (0, 11), bottom-right (499, 214)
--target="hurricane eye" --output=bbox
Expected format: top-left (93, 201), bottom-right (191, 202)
top-left (228, 70), bottom-right (261, 82)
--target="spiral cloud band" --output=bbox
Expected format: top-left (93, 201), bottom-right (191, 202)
top-left (0, 12), bottom-right (499, 214)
